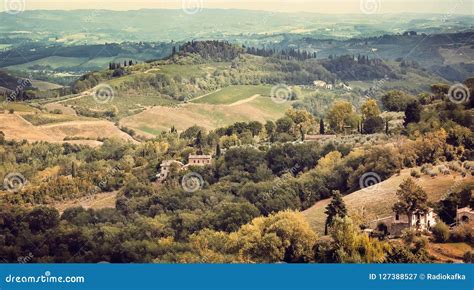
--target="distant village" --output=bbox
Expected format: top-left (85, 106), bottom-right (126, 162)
top-left (312, 80), bottom-right (352, 91)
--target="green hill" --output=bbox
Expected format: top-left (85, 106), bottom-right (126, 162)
top-left (192, 85), bottom-right (273, 105)
top-left (32, 40), bottom-right (449, 135)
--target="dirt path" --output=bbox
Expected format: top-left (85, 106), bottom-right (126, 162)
top-left (188, 88), bottom-right (222, 102)
top-left (144, 68), bottom-right (161, 74)
top-left (13, 113), bottom-right (35, 126)
top-left (56, 91), bottom-right (91, 103)
top-left (227, 94), bottom-right (260, 106)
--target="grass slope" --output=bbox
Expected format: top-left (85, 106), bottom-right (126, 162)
top-left (22, 113), bottom-right (89, 126)
top-left (303, 165), bottom-right (474, 234)
top-left (428, 242), bottom-right (472, 263)
top-left (120, 95), bottom-right (291, 135)
top-left (192, 85), bottom-right (272, 105)
top-left (0, 112), bottom-right (136, 146)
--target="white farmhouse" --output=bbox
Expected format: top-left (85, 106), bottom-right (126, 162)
top-left (370, 207), bottom-right (437, 237)
top-left (313, 80), bottom-right (327, 88)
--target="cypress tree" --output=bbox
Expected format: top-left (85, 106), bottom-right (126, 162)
top-left (216, 143), bottom-right (221, 158)
top-left (319, 118), bottom-right (325, 135)
top-left (325, 190), bottom-right (347, 235)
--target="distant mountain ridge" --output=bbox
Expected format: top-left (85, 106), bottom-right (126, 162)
top-left (0, 9), bottom-right (472, 43)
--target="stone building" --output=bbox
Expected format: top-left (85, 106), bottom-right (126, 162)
top-left (156, 160), bottom-right (184, 183)
top-left (304, 134), bottom-right (336, 143)
top-left (370, 208), bottom-right (437, 237)
top-left (185, 155), bottom-right (212, 167)
top-left (313, 80), bottom-right (327, 88)
top-left (457, 207), bottom-right (474, 225)
top-left (156, 155), bottom-right (213, 183)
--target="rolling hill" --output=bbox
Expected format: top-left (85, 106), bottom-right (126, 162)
top-left (191, 85), bottom-right (273, 104)
top-left (14, 39), bottom-right (448, 139)
top-left (0, 39), bottom-right (459, 141)
top-left (0, 111), bottom-right (136, 146)
top-left (120, 93), bottom-right (291, 135)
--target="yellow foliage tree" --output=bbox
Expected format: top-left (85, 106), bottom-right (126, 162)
top-left (327, 101), bottom-right (359, 133)
top-left (361, 99), bottom-right (381, 119)
top-left (230, 211), bottom-right (317, 263)
top-left (285, 108), bottom-right (317, 138)
top-left (329, 217), bottom-right (390, 263)
top-left (315, 151), bottom-right (342, 175)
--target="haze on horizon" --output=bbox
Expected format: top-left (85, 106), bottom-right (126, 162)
top-left (1, 0), bottom-right (472, 14)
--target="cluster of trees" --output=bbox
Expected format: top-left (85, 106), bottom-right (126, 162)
top-left (108, 60), bottom-right (136, 70)
top-left (318, 98), bottom-right (386, 135)
top-left (246, 47), bottom-right (317, 61)
top-left (0, 205), bottom-right (434, 263)
top-left (171, 41), bottom-right (244, 62)
top-left (177, 109), bottom-right (317, 151)
top-left (321, 55), bottom-right (394, 81)
top-left (436, 185), bottom-right (473, 225)
top-left (381, 90), bottom-right (416, 112)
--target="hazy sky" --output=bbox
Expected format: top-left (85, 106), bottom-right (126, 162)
top-left (1, 0), bottom-right (473, 14)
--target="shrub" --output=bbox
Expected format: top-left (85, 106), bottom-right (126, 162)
top-left (447, 161), bottom-right (462, 173)
top-left (421, 163), bottom-right (433, 175)
top-left (431, 221), bottom-right (450, 242)
top-left (463, 251), bottom-right (474, 263)
top-left (410, 169), bottom-right (421, 178)
top-left (450, 224), bottom-right (474, 244)
top-left (438, 166), bottom-right (450, 175)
